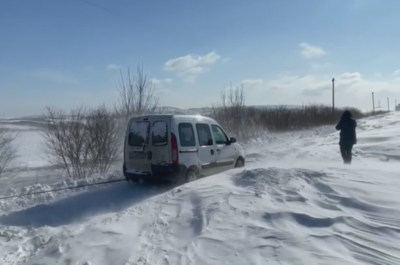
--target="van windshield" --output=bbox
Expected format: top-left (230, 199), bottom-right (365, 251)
top-left (128, 121), bottom-right (150, 147)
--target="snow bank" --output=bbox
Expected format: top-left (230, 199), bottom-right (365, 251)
top-left (355, 112), bottom-right (400, 161)
top-left (0, 111), bottom-right (399, 264)
top-left (1, 164), bottom-right (399, 265)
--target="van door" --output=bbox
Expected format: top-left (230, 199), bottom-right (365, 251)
top-left (195, 123), bottom-right (217, 176)
top-left (211, 124), bottom-right (236, 173)
top-left (150, 118), bottom-right (172, 167)
top-left (177, 122), bottom-right (198, 168)
top-left (125, 119), bottom-right (152, 174)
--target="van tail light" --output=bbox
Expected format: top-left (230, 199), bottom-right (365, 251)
top-left (171, 132), bottom-right (179, 166)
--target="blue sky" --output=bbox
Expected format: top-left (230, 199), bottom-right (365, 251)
top-left (1, 0), bottom-right (400, 117)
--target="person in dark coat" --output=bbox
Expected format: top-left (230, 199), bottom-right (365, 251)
top-left (335, 110), bottom-right (357, 164)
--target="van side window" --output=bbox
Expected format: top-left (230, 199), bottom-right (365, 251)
top-left (195, 123), bottom-right (213, 146)
top-left (128, 121), bottom-right (150, 146)
top-left (178, 123), bottom-right (196, 147)
top-left (211, 124), bottom-right (229, 145)
top-left (152, 121), bottom-right (168, 146)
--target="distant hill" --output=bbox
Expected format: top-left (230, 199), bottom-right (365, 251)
top-left (2, 104), bottom-right (303, 122)
top-left (159, 104), bottom-right (302, 115)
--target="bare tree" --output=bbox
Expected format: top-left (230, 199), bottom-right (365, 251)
top-left (113, 64), bottom-right (160, 151)
top-left (114, 64), bottom-right (160, 121)
top-left (220, 83), bottom-right (246, 121)
top-left (0, 127), bottom-right (19, 178)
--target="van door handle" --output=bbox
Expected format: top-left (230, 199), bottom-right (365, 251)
top-left (216, 148), bottom-right (220, 152)
top-left (210, 149), bottom-right (214, 155)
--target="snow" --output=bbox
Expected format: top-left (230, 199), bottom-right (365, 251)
top-left (0, 112), bottom-right (400, 264)
top-left (0, 123), bottom-right (45, 169)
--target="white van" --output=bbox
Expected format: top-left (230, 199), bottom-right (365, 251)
top-left (123, 114), bottom-right (245, 184)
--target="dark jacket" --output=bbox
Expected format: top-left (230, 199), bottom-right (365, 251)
top-left (335, 111), bottom-right (357, 145)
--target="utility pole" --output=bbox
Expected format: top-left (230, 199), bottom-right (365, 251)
top-left (332, 78), bottom-right (335, 113)
top-left (387, 97), bottom-right (390, 111)
top-left (395, 99), bottom-right (397, 111)
top-left (372, 92), bottom-right (375, 112)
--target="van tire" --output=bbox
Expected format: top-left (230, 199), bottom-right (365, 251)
top-left (185, 169), bottom-right (198, 183)
top-left (235, 158), bottom-right (245, 168)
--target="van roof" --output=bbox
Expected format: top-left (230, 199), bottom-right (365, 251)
top-left (129, 114), bottom-right (217, 123)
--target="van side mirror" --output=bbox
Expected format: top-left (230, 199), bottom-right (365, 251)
top-left (229, 137), bottom-right (236, 143)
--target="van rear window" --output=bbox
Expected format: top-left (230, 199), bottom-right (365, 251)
top-left (128, 121), bottom-right (150, 146)
top-left (152, 121), bottom-right (168, 146)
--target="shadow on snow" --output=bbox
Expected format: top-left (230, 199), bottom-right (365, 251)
top-left (0, 182), bottom-right (172, 228)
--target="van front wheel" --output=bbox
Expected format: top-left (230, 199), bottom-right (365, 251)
top-left (235, 158), bottom-right (244, 168)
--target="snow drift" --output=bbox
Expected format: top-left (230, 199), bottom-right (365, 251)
top-left (0, 111), bottom-right (399, 265)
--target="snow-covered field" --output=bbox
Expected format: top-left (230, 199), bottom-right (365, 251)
top-left (0, 112), bottom-right (399, 264)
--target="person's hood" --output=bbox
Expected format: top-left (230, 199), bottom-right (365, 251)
top-left (341, 110), bottom-right (352, 119)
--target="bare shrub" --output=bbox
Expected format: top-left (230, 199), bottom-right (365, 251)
top-left (256, 105), bottom-right (382, 132)
top-left (211, 87), bottom-right (386, 141)
top-left (41, 106), bottom-right (93, 179)
top-left (0, 127), bottom-right (19, 178)
top-left (41, 105), bottom-right (120, 180)
top-left (210, 84), bottom-right (264, 141)
top-left (85, 104), bottom-right (120, 174)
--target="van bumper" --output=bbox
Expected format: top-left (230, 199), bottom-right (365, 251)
top-left (123, 163), bottom-right (188, 184)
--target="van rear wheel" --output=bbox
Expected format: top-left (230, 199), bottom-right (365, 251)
top-left (186, 169), bottom-right (198, 183)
